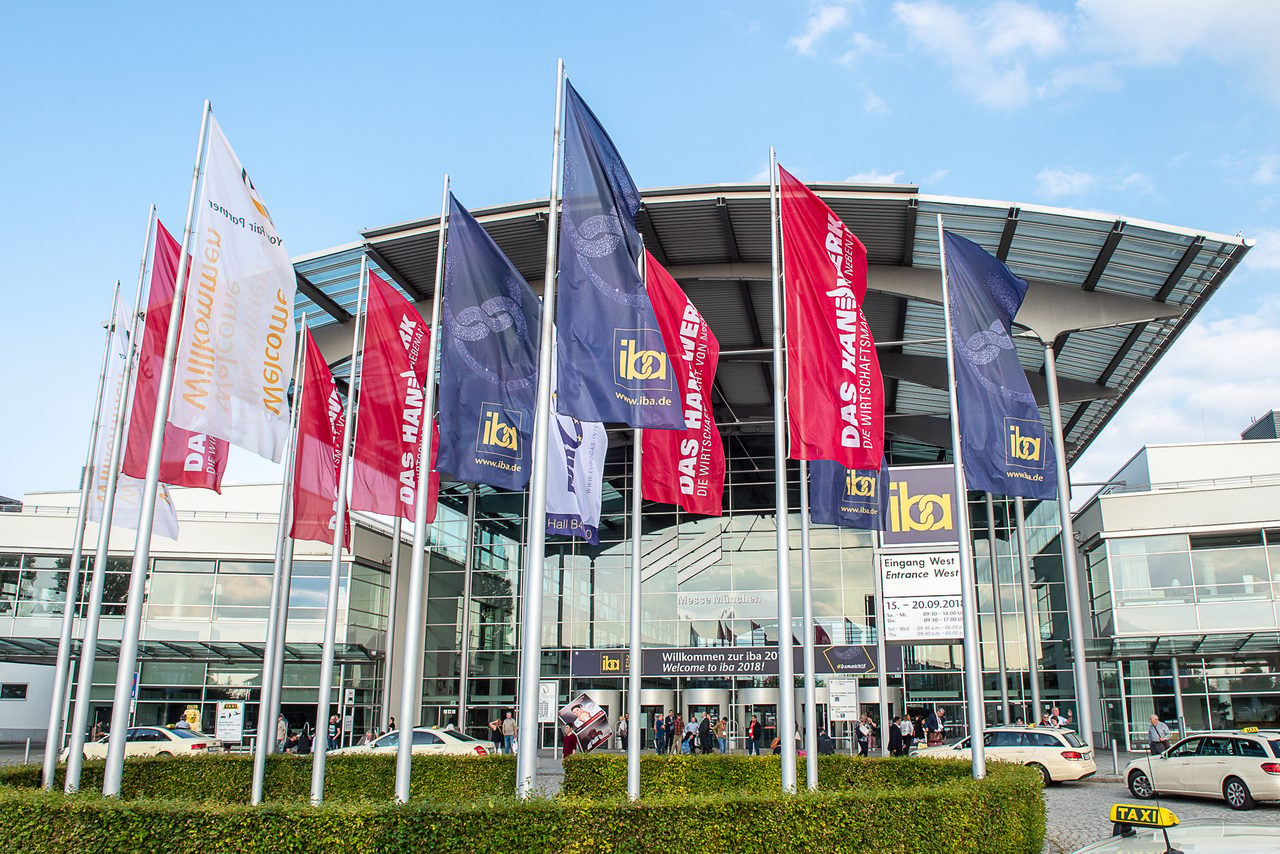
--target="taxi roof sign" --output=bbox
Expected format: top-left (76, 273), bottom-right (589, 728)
top-left (1109, 804), bottom-right (1179, 828)
top-left (1241, 726), bottom-right (1260, 733)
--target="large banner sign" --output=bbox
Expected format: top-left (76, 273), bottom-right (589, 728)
top-left (878, 551), bottom-right (963, 641)
top-left (558, 692), bottom-right (612, 753)
top-left (571, 645), bottom-right (897, 678)
top-left (881, 464), bottom-right (961, 547)
top-left (809, 458), bottom-right (889, 530)
top-left (169, 115), bottom-right (297, 463)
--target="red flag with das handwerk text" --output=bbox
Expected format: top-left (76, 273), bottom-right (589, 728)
top-left (349, 271), bottom-right (437, 523)
top-left (778, 165), bottom-right (883, 470)
top-left (290, 329), bottom-right (350, 547)
top-left (641, 252), bottom-right (724, 516)
top-left (122, 220), bottom-right (227, 490)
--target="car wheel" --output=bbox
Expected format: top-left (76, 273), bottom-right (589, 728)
top-left (1128, 770), bottom-right (1156, 799)
top-left (1223, 776), bottom-right (1255, 810)
top-left (1028, 762), bottom-right (1052, 786)
top-left (157, 751), bottom-right (173, 757)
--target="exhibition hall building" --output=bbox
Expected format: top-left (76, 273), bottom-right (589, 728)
top-left (0, 181), bottom-right (1260, 753)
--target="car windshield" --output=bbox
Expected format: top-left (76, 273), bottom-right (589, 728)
top-left (1270, 739), bottom-right (1280, 757)
top-left (446, 732), bottom-right (481, 743)
top-left (1060, 730), bottom-right (1085, 748)
top-left (168, 729), bottom-right (204, 739)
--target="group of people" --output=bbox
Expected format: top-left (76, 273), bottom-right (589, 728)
top-left (653, 711), bottom-right (729, 755)
top-left (276, 713), bottom-right (405, 754)
top-left (486, 711), bottom-right (518, 754)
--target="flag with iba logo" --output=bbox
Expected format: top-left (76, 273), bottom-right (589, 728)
top-left (808, 458), bottom-right (889, 530)
top-left (943, 231), bottom-right (1057, 500)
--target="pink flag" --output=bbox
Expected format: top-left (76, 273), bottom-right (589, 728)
top-left (290, 330), bottom-right (350, 547)
top-left (641, 252), bottom-right (725, 516)
top-left (349, 272), bottom-right (436, 522)
top-left (778, 165), bottom-right (883, 470)
top-left (122, 221), bottom-right (227, 489)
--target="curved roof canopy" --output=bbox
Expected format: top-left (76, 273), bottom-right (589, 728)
top-left (292, 182), bottom-right (1250, 487)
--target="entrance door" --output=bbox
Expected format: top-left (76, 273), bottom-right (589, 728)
top-left (740, 704), bottom-right (777, 751)
top-left (640, 704), bottom-right (664, 751)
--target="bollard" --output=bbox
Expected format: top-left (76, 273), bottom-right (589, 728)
top-left (1111, 739), bottom-right (1119, 775)
top-left (24, 738), bottom-right (30, 764)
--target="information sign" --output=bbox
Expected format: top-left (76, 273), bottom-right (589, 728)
top-left (878, 550), bottom-right (963, 641)
top-left (215, 701), bottom-right (244, 744)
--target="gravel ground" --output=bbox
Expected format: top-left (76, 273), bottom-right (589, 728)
top-left (1042, 774), bottom-right (1280, 853)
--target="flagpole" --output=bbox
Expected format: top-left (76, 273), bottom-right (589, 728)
top-left (394, 173), bottom-right (449, 804)
top-left (266, 539), bottom-right (297, 735)
top-left (383, 514), bottom-right (402, 732)
top-left (69, 248), bottom-right (152, 791)
top-left (626, 428), bottom-right (643, 800)
top-left (1042, 343), bottom-right (1094, 751)
top-left (103, 100), bottom-right (212, 797)
top-left (1013, 496), bottom-right (1042, 721)
top-left (515, 58), bottom-right (566, 801)
top-left (797, 460), bottom-right (818, 789)
top-left (985, 493), bottom-right (1011, 725)
top-left (769, 147), bottom-right (797, 793)
top-left (42, 280), bottom-right (121, 789)
top-left (936, 214), bottom-right (986, 779)
top-left (872, 527), bottom-right (890, 756)
top-left (252, 316), bottom-right (306, 804)
top-left (310, 258), bottom-right (368, 805)
top-left (457, 487), bottom-right (477, 731)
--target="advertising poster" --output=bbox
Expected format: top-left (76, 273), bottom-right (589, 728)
top-left (215, 701), bottom-right (244, 744)
top-left (558, 692), bottom-right (612, 753)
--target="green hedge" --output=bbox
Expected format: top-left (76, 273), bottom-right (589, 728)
top-left (0, 754), bottom-right (515, 804)
top-left (0, 773), bottom-right (1044, 854)
top-left (561, 753), bottom-right (977, 797)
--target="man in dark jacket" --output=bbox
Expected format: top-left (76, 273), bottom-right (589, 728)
top-left (816, 728), bottom-right (836, 755)
top-left (698, 713), bottom-right (714, 755)
top-left (746, 715), bottom-right (762, 755)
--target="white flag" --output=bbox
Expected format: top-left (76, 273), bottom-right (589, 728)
top-left (545, 352), bottom-right (608, 544)
top-left (168, 114), bottom-right (296, 462)
top-left (88, 305), bottom-right (179, 540)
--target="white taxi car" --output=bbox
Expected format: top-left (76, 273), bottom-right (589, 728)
top-left (328, 727), bottom-right (492, 757)
top-left (1124, 728), bottom-right (1280, 810)
top-left (917, 725), bottom-right (1096, 784)
top-left (60, 726), bottom-right (217, 761)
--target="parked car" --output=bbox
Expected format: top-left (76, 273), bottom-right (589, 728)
top-left (916, 725), bottom-right (1096, 784)
top-left (328, 727), bottom-right (492, 757)
top-left (1124, 728), bottom-right (1280, 810)
top-left (60, 726), bottom-right (217, 761)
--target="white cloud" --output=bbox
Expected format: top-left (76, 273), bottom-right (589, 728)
top-left (846, 169), bottom-right (905, 183)
top-left (840, 31), bottom-right (889, 64)
top-left (789, 6), bottom-right (850, 56)
top-left (926, 168), bottom-right (950, 184)
top-left (864, 90), bottom-right (889, 114)
top-left (1072, 300), bottom-right (1280, 488)
top-left (1241, 228), bottom-right (1280, 271)
top-left (748, 166), bottom-right (771, 183)
top-left (1117, 171), bottom-right (1155, 194)
top-left (893, 1), bottom-right (1059, 108)
top-left (1253, 155), bottom-right (1280, 185)
top-left (1035, 168), bottom-right (1097, 198)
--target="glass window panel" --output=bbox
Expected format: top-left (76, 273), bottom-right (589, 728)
top-left (154, 559), bottom-right (215, 574)
top-left (17, 568), bottom-right (68, 617)
top-left (1191, 546), bottom-right (1270, 599)
top-left (145, 574), bottom-right (214, 619)
top-left (217, 561), bottom-right (273, 574)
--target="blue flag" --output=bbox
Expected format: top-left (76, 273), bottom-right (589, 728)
top-left (809, 459), bottom-right (889, 530)
top-left (944, 231), bottom-right (1057, 499)
top-left (555, 81), bottom-right (685, 428)
top-left (437, 194), bottom-right (541, 490)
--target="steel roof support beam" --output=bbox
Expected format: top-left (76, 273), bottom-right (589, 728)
top-left (996, 206), bottom-right (1020, 261)
top-left (637, 206), bottom-right (669, 267)
top-left (363, 244), bottom-right (428, 301)
top-left (717, 197), bottom-right (742, 263)
top-left (296, 271), bottom-right (351, 324)
top-left (1082, 220), bottom-right (1124, 292)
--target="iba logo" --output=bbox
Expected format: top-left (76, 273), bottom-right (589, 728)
top-left (476, 404), bottom-right (521, 459)
top-left (845, 472), bottom-right (878, 498)
top-left (1006, 419), bottom-right (1046, 468)
top-left (614, 328), bottom-right (672, 392)
top-left (888, 482), bottom-right (952, 534)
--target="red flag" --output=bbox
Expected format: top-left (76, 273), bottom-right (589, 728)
top-left (349, 272), bottom-right (437, 522)
top-left (122, 221), bottom-right (227, 490)
top-left (641, 252), bottom-right (725, 516)
top-left (778, 166), bottom-right (884, 470)
top-left (290, 330), bottom-right (350, 547)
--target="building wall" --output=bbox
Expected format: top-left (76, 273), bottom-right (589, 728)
top-left (0, 661), bottom-right (54, 741)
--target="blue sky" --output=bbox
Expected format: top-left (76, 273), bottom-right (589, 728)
top-left (3, 0), bottom-right (1279, 499)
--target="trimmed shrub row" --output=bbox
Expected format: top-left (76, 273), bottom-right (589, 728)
top-left (0, 769), bottom-right (1045, 854)
top-left (0, 754), bottom-right (516, 805)
top-left (560, 753), bottom-right (978, 797)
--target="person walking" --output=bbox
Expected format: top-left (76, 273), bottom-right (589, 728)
top-left (654, 715), bottom-right (666, 754)
top-left (276, 713), bottom-right (288, 752)
top-left (487, 718), bottom-right (503, 753)
top-left (899, 714), bottom-right (915, 755)
top-left (684, 715), bottom-right (699, 754)
top-left (501, 711), bottom-right (517, 754)
top-left (327, 713), bottom-right (340, 750)
top-left (1147, 714), bottom-right (1172, 755)
top-left (926, 707), bottom-right (945, 746)
top-left (618, 713), bottom-right (629, 751)
top-left (562, 725), bottom-right (579, 759)
top-left (746, 715), bottom-right (762, 756)
top-left (856, 714), bottom-right (872, 756)
top-left (714, 716), bottom-right (728, 754)
top-left (698, 712), bottom-right (713, 755)
top-left (888, 716), bottom-right (904, 756)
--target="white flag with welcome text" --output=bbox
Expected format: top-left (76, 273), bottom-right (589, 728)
top-left (168, 114), bottom-right (296, 462)
top-left (87, 304), bottom-right (179, 539)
